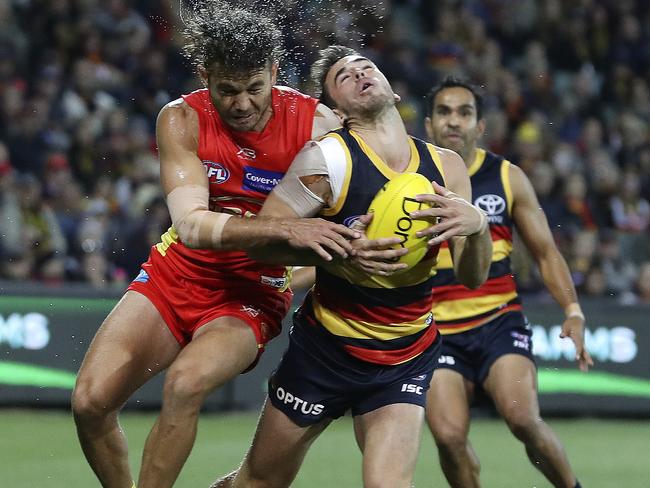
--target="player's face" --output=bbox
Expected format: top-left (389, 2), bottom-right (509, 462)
top-left (325, 56), bottom-right (395, 117)
top-left (426, 87), bottom-right (484, 157)
top-left (203, 62), bottom-right (277, 132)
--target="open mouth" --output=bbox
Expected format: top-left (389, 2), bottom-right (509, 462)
top-left (360, 81), bottom-right (373, 93)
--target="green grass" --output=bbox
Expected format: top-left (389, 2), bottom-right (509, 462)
top-left (1, 409), bottom-right (648, 487)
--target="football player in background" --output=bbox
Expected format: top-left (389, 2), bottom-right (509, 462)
top-left (424, 77), bottom-right (592, 488)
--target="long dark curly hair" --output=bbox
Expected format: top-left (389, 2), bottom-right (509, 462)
top-left (182, 1), bottom-right (284, 74)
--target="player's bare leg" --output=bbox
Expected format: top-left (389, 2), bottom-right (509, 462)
top-left (72, 291), bottom-right (181, 488)
top-left (137, 316), bottom-right (259, 488)
top-left (211, 399), bottom-right (330, 488)
top-left (426, 369), bottom-right (480, 488)
top-left (484, 354), bottom-right (578, 488)
top-left (354, 403), bottom-right (424, 488)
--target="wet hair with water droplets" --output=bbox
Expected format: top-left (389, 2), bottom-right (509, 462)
top-left (183, 1), bottom-right (284, 74)
top-left (311, 45), bottom-right (360, 108)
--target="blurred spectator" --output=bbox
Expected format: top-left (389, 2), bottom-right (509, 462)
top-left (610, 170), bottom-right (650, 264)
top-left (599, 230), bottom-right (638, 297)
top-left (13, 173), bottom-right (67, 282)
top-left (610, 171), bottom-right (650, 233)
top-left (556, 173), bottom-right (597, 237)
top-left (583, 264), bottom-right (608, 298)
top-left (633, 263), bottom-right (650, 305)
top-left (530, 161), bottom-right (560, 222)
top-left (620, 262), bottom-right (650, 305)
top-left (0, 140), bottom-right (22, 259)
top-left (569, 230), bottom-right (599, 290)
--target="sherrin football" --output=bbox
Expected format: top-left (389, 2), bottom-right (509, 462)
top-left (365, 172), bottom-right (435, 269)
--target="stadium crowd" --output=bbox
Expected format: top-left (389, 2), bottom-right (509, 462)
top-left (0, 0), bottom-right (649, 304)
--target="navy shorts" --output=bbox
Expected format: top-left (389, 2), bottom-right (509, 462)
top-left (436, 311), bottom-right (535, 385)
top-left (268, 313), bottom-right (441, 427)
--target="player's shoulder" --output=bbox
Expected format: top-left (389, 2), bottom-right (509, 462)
top-left (500, 158), bottom-right (534, 203)
top-left (426, 143), bottom-right (464, 169)
top-left (500, 155), bottom-right (526, 181)
top-left (479, 147), bottom-right (509, 167)
top-left (272, 85), bottom-right (320, 128)
top-left (156, 97), bottom-right (199, 141)
top-left (274, 85), bottom-right (318, 103)
top-left (158, 97), bottom-right (196, 122)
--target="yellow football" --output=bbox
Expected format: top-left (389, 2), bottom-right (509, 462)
top-left (365, 172), bottom-right (435, 269)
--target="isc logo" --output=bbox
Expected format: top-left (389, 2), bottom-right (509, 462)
top-left (401, 384), bottom-right (424, 395)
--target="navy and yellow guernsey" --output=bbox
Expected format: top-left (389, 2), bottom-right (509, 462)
top-left (300, 128), bottom-right (447, 366)
top-left (432, 148), bottom-right (521, 334)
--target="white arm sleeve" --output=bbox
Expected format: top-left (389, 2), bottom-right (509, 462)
top-left (314, 136), bottom-right (347, 205)
top-left (272, 136), bottom-right (349, 217)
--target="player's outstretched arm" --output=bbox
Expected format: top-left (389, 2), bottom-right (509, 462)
top-left (411, 149), bottom-right (492, 289)
top-left (509, 164), bottom-right (594, 371)
top-left (157, 100), bottom-right (356, 258)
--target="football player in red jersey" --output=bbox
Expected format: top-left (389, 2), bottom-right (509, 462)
top-left (71, 6), bottom-right (402, 488)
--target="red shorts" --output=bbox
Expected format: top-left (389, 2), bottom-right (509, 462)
top-left (127, 252), bottom-right (292, 361)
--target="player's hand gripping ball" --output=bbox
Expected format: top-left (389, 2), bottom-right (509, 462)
top-left (365, 172), bottom-right (434, 269)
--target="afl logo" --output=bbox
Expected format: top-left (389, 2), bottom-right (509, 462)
top-left (474, 194), bottom-right (505, 216)
top-left (203, 161), bottom-right (230, 184)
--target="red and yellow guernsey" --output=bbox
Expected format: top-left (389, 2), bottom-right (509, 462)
top-left (302, 128), bottom-right (446, 365)
top-left (431, 148), bottom-right (521, 334)
top-left (154, 87), bottom-right (319, 288)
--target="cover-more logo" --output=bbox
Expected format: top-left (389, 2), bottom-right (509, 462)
top-left (242, 166), bottom-right (284, 194)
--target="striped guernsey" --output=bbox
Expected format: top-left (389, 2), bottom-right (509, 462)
top-left (431, 148), bottom-right (521, 334)
top-left (301, 127), bottom-right (447, 365)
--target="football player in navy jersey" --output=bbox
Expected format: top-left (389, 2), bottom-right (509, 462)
top-left (424, 77), bottom-right (592, 488)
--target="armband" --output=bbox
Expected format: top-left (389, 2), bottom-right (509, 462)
top-left (166, 185), bottom-right (232, 248)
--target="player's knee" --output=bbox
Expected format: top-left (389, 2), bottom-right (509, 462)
top-left (242, 460), bottom-right (295, 488)
top-left (71, 379), bottom-right (117, 421)
top-left (163, 366), bottom-right (212, 407)
top-left (431, 422), bottom-right (469, 453)
top-left (503, 408), bottom-right (540, 440)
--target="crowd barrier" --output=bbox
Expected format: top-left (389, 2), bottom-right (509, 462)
top-left (1, 282), bottom-right (648, 416)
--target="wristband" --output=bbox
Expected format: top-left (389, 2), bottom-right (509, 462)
top-left (448, 196), bottom-right (488, 235)
top-left (473, 205), bottom-right (488, 234)
top-left (564, 303), bottom-right (585, 320)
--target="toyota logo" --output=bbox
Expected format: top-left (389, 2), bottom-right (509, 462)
top-left (474, 194), bottom-right (506, 215)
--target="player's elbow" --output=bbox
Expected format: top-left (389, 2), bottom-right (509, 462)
top-left (173, 211), bottom-right (208, 249)
top-left (455, 245), bottom-right (491, 289)
top-left (473, 258), bottom-right (491, 288)
top-left (175, 224), bottom-right (202, 249)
